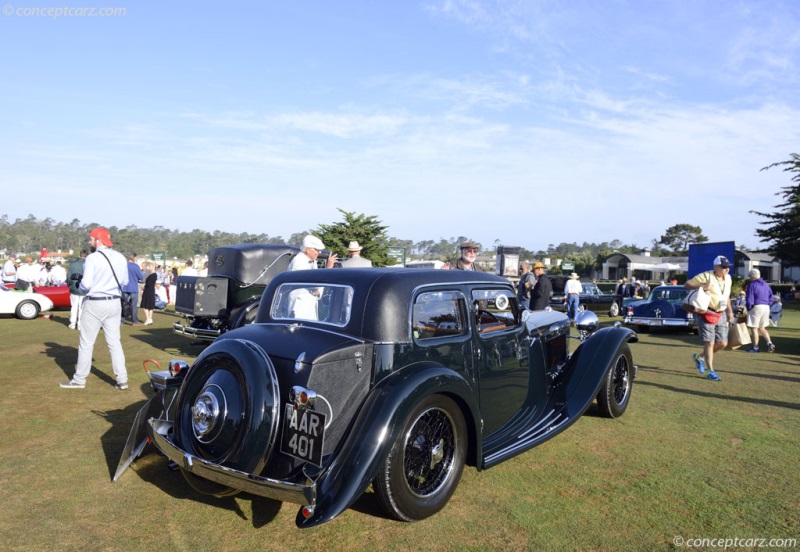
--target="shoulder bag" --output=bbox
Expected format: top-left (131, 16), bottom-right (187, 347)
top-left (99, 251), bottom-right (133, 319)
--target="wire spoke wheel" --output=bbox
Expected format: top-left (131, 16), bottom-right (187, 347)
top-left (403, 407), bottom-right (456, 497)
top-left (597, 344), bottom-right (633, 418)
top-left (376, 394), bottom-right (467, 522)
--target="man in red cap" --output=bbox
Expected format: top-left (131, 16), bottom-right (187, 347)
top-left (60, 227), bottom-right (130, 390)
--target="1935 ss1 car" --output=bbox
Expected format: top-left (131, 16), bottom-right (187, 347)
top-left (116, 268), bottom-right (638, 528)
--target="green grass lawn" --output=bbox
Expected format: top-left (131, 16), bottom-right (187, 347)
top-left (1, 305), bottom-right (798, 551)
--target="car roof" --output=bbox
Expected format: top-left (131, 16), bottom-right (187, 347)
top-left (261, 268), bottom-right (512, 342)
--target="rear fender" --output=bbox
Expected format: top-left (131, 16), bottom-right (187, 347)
top-left (561, 326), bottom-right (637, 417)
top-left (297, 363), bottom-right (480, 528)
top-left (229, 297), bottom-right (261, 330)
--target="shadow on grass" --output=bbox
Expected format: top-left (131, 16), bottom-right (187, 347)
top-left (635, 379), bottom-right (800, 411)
top-left (43, 341), bottom-right (118, 386)
top-left (341, 486), bottom-right (392, 521)
top-left (43, 341), bottom-right (76, 375)
top-left (93, 391), bottom-right (285, 528)
top-left (127, 328), bottom-right (207, 357)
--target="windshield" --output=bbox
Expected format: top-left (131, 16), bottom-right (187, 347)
top-left (271, 283), bottom-right (354, 326)
top-left (650, 287), bottom-right (688, 303)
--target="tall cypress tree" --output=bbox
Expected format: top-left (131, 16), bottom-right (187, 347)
top-left (752, 154), bottom-right (800, 267)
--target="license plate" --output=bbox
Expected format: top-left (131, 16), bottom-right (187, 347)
top-left (650, 319), bottom-right (663, 326)
top-left (281, 404), bottom-right (326, 466)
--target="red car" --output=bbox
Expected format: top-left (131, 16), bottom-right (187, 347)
top-left (5, 283), bottom-right (71, 308)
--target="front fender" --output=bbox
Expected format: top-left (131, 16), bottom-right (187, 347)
top-left (562, 326), bottom-right (637, 417)
top-left (297, 363), bottom-right (480, 528)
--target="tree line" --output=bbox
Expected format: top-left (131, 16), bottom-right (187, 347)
top-left (2, 153), bottom-right (797, 269)
top-left (0, 213), bottom-right (716, 272)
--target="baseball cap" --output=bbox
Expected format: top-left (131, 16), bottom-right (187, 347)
top-left (713, 255), bottom-right (731, 268)
top-left (89, 227), bottom-right (114, 247)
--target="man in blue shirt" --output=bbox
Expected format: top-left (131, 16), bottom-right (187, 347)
top-left (123, 254), bottom-right (144, 325)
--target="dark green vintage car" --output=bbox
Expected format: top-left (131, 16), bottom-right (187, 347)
top-left (116, 268), bottom-right (638, 528)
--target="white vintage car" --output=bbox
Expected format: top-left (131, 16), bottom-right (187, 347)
top-left (0, 284), bottom-right (54, 319)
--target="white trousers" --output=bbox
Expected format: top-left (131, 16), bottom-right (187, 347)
top-left (73, 298), bottom-right (128, 386)
top-left (69, 293), bottom-right (84, 328)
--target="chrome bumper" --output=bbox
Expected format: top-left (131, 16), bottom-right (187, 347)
top-left (148, 418), bottom-right (316, 506)
top-left (172, 322), bottom-right (220, 341)
top-left (624, 316), bottom-right (693, 327)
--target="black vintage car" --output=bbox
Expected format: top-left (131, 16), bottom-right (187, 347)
top-left (116, 269), bottom-right (638, 528)
top-left (550, 281), bottom-right (623, 317)
top-left (173, 243), bottom-right (300, 341)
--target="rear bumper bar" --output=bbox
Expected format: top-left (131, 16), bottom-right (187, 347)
top-left (624, 317), bottom-right (693, 327)
top-left (172, 322), bottom-right (220, 341)
top-left (148, 418), bottom-right (316, 506)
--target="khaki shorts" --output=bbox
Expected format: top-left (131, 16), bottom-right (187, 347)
top-left (746, 304), bottom-right (770, 328)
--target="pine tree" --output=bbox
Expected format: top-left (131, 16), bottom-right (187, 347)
top-left (315, 209), bottom-right (391, 266)
top-left (752, 153), bottom-right (800, 267)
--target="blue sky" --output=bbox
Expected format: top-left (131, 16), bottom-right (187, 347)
top-left (2, 0), bottom-right (799, 253)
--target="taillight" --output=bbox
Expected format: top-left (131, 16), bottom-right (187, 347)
top-left (290, 386), bottom-right (317, 408)
top-left (169, 360), bottom-right (190, 377)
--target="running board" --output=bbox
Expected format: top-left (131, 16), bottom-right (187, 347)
top-left (483, 408), bottom-right (571, 468)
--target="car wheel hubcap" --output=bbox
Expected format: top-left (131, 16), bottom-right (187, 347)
top-left (192, 385), bottom-right (226, 442)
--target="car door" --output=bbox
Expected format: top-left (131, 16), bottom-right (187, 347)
top-left (471, 287), bottom-right (529, 436)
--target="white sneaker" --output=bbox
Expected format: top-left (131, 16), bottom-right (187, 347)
top-left (68, 324), bottom-right (76, 330)
top-left (60, 380), bottom-right (86, 389)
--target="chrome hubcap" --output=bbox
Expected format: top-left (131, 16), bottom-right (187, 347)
top-left (430, 439), bottom-right (444, 470)
top-left (192, 385), bottom-right (225, 442)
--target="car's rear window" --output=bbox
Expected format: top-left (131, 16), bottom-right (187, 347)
top-left (271, 283), bottom-right (354, 327)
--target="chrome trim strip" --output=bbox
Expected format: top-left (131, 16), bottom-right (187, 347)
top-left (148, 419), bottom-right (316, 505)
top-left (258, 323), bottom-right (367, 344)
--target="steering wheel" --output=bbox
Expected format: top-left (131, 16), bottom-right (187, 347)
top-left (477, 309), bottom-right (500, 324)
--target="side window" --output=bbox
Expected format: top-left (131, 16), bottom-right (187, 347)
top-left (412, 291), bottom-right (466, 340)
top-left (471, 289), bottom-right (519, 333)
